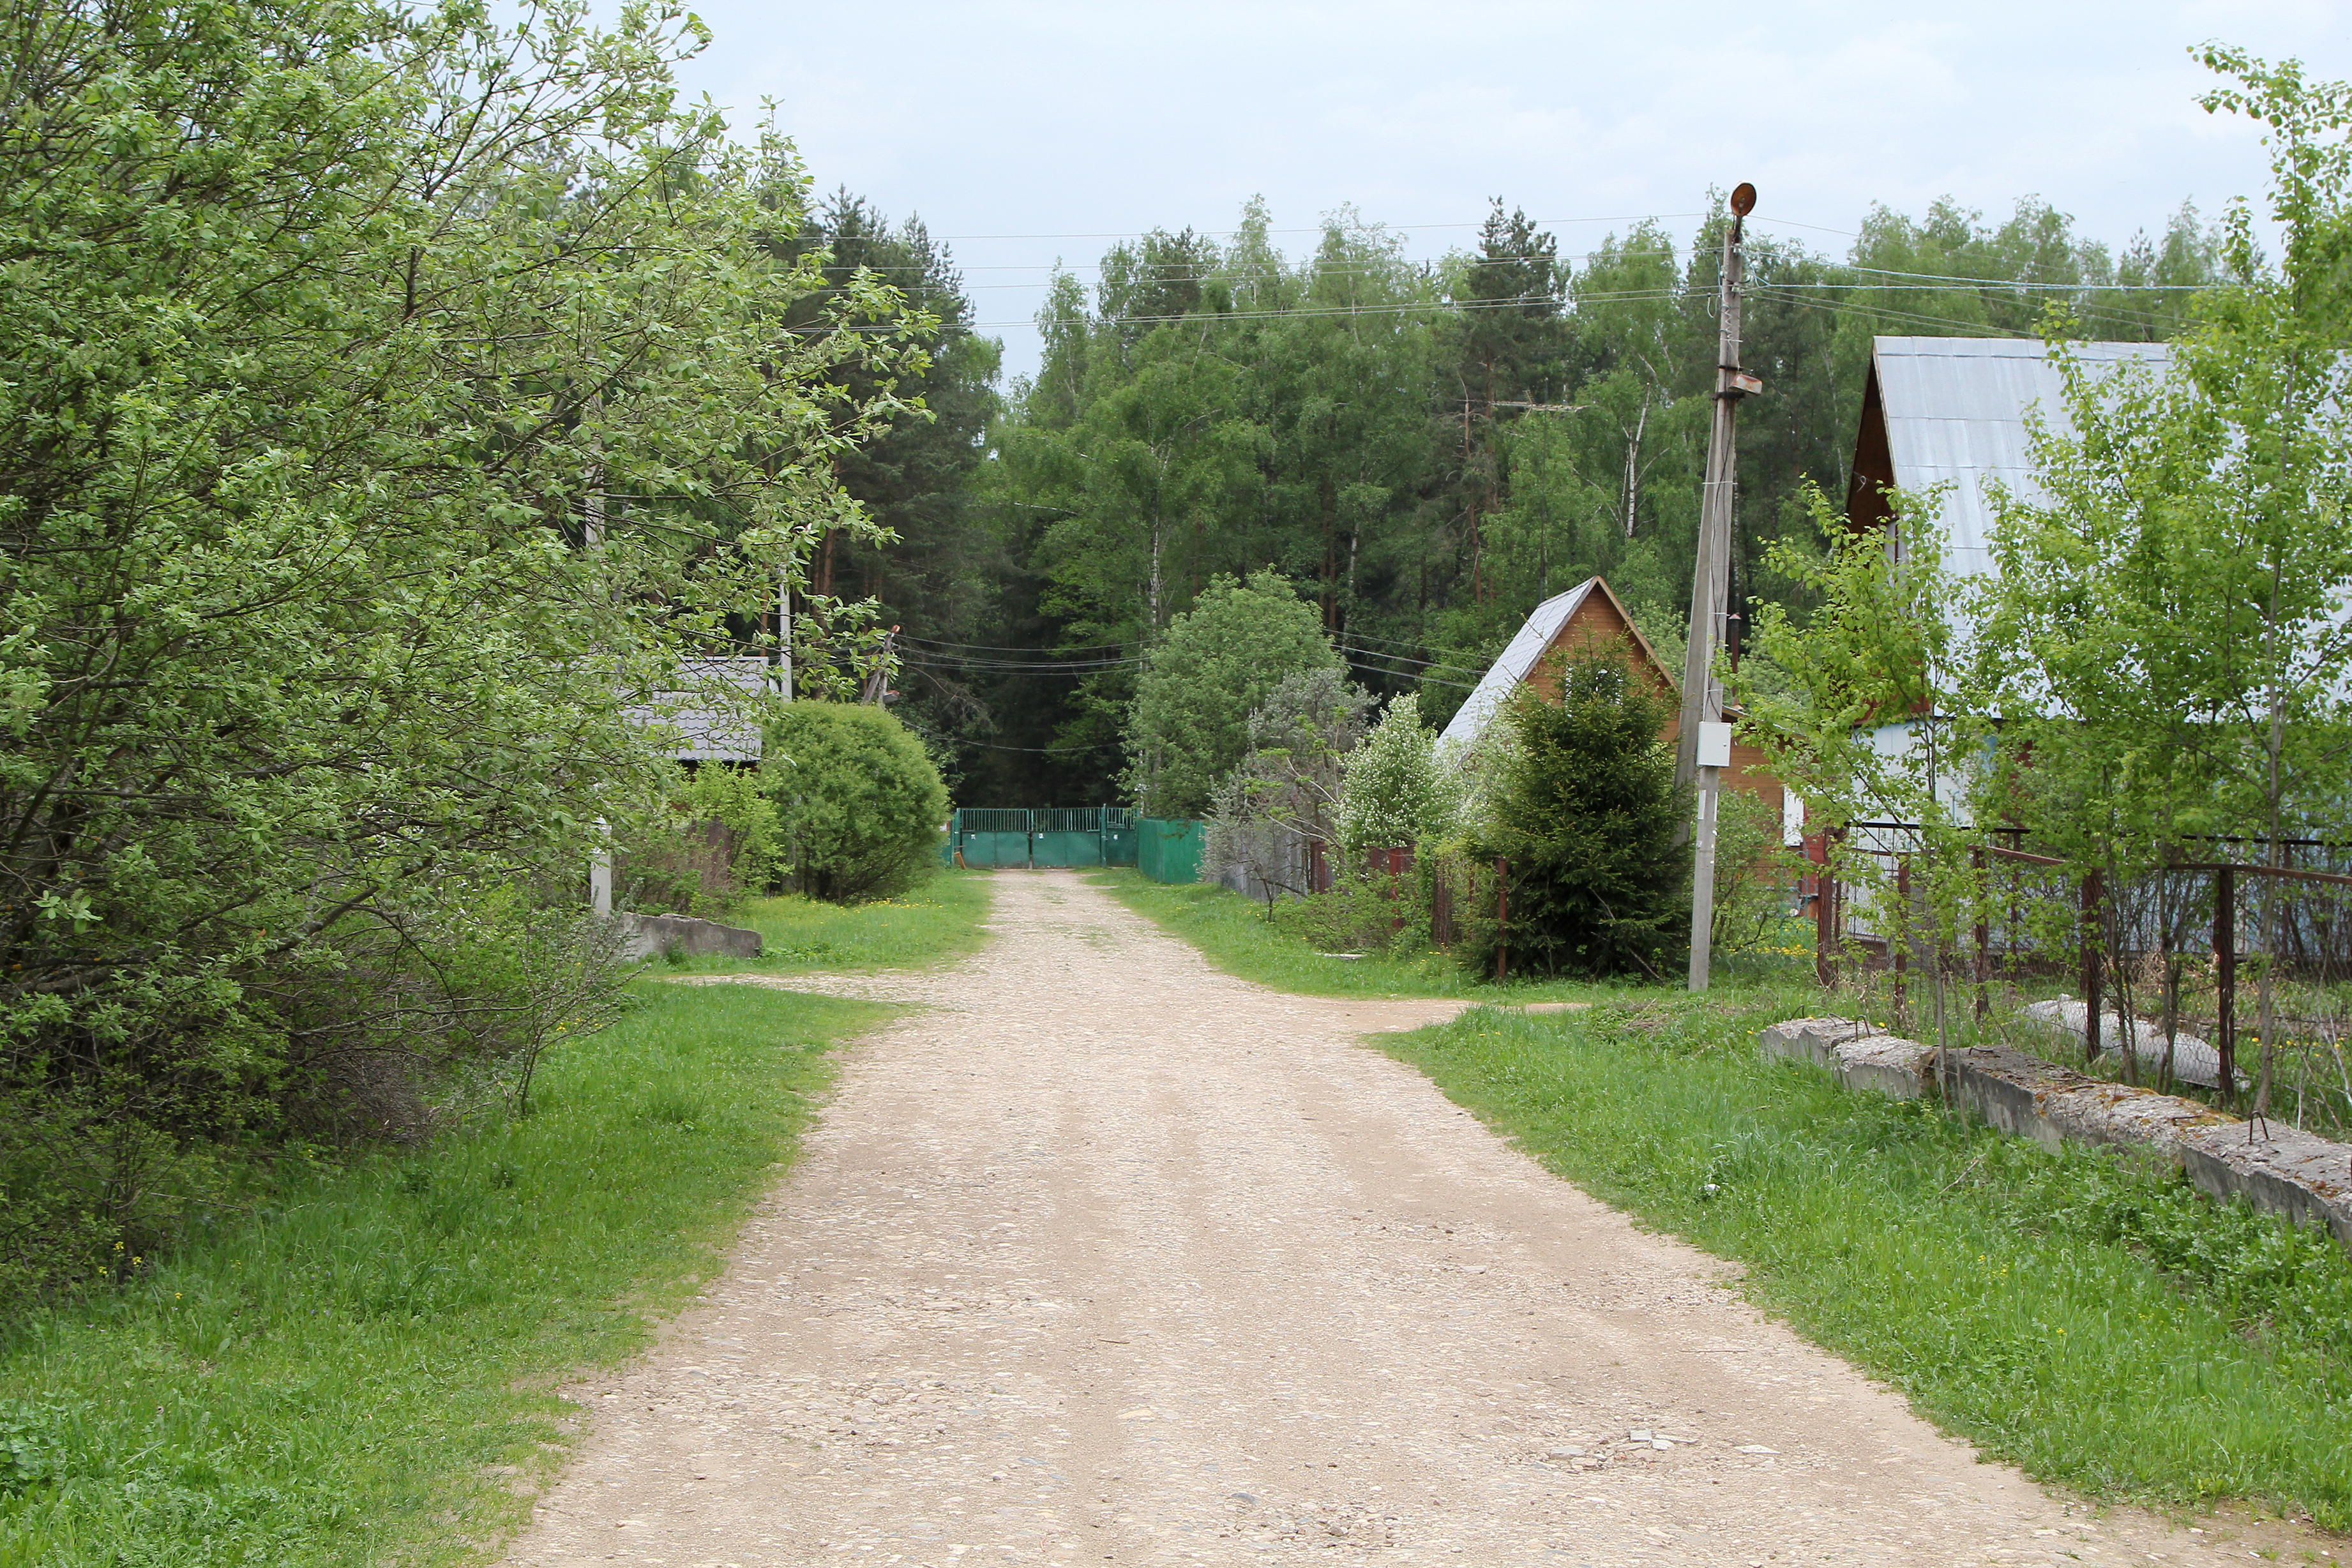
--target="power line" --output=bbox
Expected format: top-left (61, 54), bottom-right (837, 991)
top-left (902, 718), bottom-right (1110, 755)
top-left (915, 213), bottom-right (1709, 244)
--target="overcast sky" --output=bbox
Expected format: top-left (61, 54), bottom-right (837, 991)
top-left (665, 0), bottom-right (2352, 382)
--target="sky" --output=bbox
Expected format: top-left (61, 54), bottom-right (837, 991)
top-left (663, 0), bottom-right (2352, 382)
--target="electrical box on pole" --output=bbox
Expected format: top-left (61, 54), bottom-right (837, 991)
top-left (1677, 181), bottom-right (1758, 991)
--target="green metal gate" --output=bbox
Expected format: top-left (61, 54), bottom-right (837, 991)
top-left (946, 808), bottom-right (1141, 870)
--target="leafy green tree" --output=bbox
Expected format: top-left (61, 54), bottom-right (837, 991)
top-left (0, 0), bottom-right (910, 1289)
top-left (1126, 572), bottom-right (1338, 816)
top-left (765, 704), bottom-right (949, 903)
top-left (1466, 649), bottom-right (1692, 980)
top-left (1966, 48), bottom-right (2352, 1108)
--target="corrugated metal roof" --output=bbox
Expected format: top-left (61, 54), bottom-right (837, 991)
top-left (1435, 578), bottom-right (1599, 751)
top-left (1873, 336), bottom-right (2170, 578)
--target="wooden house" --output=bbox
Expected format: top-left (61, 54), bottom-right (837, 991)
top-left (1436, 575), bottom-right (1792, 836)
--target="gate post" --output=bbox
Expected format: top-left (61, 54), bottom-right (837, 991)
top-left (1893, 856), bottom-right (1910, 1027)
top-left (1811, 827), bottom-right (1836, 988)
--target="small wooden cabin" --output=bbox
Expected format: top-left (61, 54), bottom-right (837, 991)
top-left (1436, 575), bottom-right (1788, 829)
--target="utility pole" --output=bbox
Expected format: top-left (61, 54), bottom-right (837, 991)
top-left (584, 388), bottom-right (613, 919)
top-left (1676, 182), bottom-right (1763, 991)
top-left (778, 575), bottom-right (794, 702)
top-left (860, 624), bottom-right (900, 705)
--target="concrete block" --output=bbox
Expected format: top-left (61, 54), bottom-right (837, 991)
top-left (618, 912), bottom-right (763, 961)
top-left (2180, 1121), bottom-right (2352, 1250)
top-left (2033, 1078), bottom-right (2233, 1159)
top-left (1941, 1046), bottom-right (2082, 1154)
top-left (1759, 1016), bottom-right (1867, 1069)
top-left (1761, 1012), bottom-right (2352, 1256)
top-left (1832, 1034), bottom-right (1936, 1099)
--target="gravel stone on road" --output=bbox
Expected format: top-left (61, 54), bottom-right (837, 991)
top-left (502, 870), bottom-right (2314, 1567)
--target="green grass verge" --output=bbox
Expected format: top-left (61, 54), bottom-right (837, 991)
top-left (1089, 867), bottom-right (1647, 1002)
top-left (1385, 988), bottom-right (2352, 1530)
top-left (0, 981), bottom-right (885, 1567)
top-left (665, 866), bottom-right (993, 975)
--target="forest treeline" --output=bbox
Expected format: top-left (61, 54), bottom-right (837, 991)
top-left (803, 190), bottom-right (2228, 805)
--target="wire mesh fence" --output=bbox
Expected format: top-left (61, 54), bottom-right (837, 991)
top-left (1813, 825), bottom-right (2352, 1136)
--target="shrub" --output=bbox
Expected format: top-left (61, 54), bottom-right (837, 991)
top-left (765, 704), bottom-right (949, 903)
top-left (619, 766), bottom-right (785, 916)
top-left (1710, 787), bottom-right (1804, 957)
top-left (1463, 647), bottom-right (1691, 981)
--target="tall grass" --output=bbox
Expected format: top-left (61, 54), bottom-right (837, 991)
top-left (0, 983), bottom-right (883, 1567)
top-left (1389, 987), bottom-right (2352, 1529)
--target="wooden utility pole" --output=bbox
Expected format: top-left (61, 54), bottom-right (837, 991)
top-left (1677, 183), bottom-right (1763, 991)
top-left (778, 575), bottom-right (794, 701)
top-left (584, 388), bottom-right (614, 919)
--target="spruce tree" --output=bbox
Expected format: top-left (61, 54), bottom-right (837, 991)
top-left (1466, 649), bottom-right (1691, 981)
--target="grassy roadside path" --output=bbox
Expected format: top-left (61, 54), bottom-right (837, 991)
top-left (0, 875), bottom-right (991, 1567)
top-left (1110, 873), bottom-right (2352, 1537)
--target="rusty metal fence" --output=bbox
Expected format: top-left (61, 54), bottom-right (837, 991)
top-left (1811, 825), bottom-right (2352, 1131)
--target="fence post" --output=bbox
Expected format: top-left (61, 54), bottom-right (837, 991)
top-left (2081, 868), bottom-right (2104, 1061)
top-left (1972, 845), bottom-right (1989, 1023)
top-left (2215, 863), bottom-right (2236, 1103)
top-left (1809, 829), bottom-right (1832, 989)
top-left (1893, 856), bottom-right (1910, 1026)
top-left (1495, 857), bottom-right (1509, 983)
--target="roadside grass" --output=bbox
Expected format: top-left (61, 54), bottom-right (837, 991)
top-left (1086, 868), bottom-right (1620, 1002)
top-left (665, 866), bottom-right (992, 975)
top-left (1385, 986), bottom-right (2352, 1531)
top-left (0, 981), bottom-right (884, 1567)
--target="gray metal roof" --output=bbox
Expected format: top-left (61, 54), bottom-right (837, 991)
top-left (632, 656), bottom-right (771, 761)
top-left (1873, 335), bottom-right (2169, 579)
top-left (1436, 578), bottom-right (1599, 751)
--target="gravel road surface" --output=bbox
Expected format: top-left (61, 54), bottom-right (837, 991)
top-left (503, 871), bottom-right (2314, 1567)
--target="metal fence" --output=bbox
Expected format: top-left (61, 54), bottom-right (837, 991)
top-left (946, 808), bottom-right (1138, 870)
top-left (1813, 825), bottom-right (2352, 1132)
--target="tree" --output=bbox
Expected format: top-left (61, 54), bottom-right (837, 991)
top-left (0, 0), bottom-right (910, 1292)
top-left (1965, 48), bottom-right (2352, 1108)
top-left (1336, 693), bottom-right (1456, 857)
top-left (1466, 649), bottom-right (1691, 980)
top-left (1126, 571), bottom-right (1339, 816)
top-left (1204, 668), bottom-right (1373, 908)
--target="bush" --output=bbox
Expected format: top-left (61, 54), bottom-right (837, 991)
top-left (765, 704), bottom-right (949, 903)
top-left (619, 766), bottom-right (785, 917)
top-left (1463, 647), bottom-right (1691, 981)
top-left (1710, 787), bottom-right (1803, 957)
top-left (1269, 874), bottom-right (1414, 954)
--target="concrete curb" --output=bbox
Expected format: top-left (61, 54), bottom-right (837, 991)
top-left (1757, 1016), bottom-right (2352, 1253)
top-left (618, 912), bottom-right (764, 961)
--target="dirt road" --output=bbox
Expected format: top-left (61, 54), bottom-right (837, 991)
top-left (504, 871), bottom-right (2300, 1567)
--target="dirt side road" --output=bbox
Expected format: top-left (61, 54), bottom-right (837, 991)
top-left (504, 871), bottom-right (2302, 1567)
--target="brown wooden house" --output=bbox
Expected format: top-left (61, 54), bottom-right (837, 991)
top-left (1436, 575), bottom-right (1788, 830)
